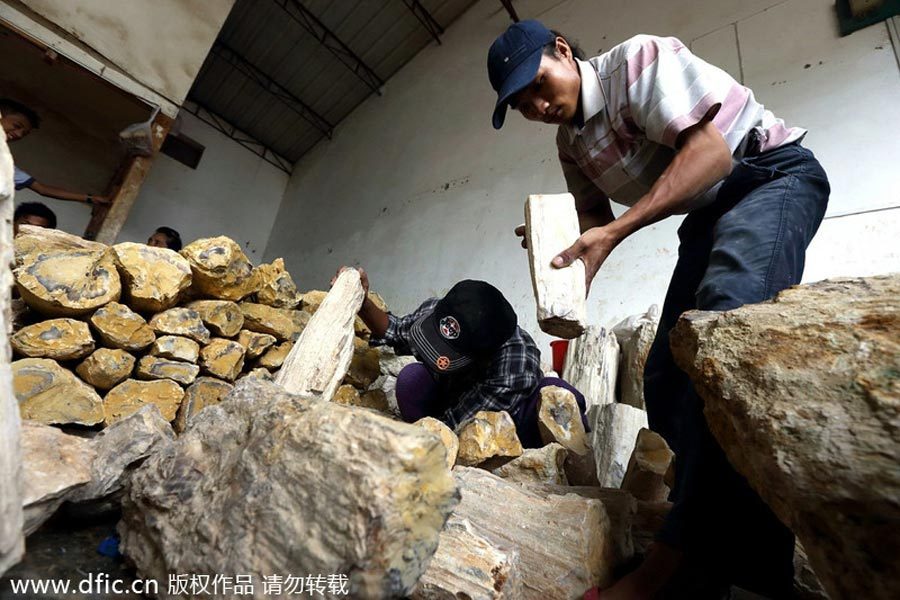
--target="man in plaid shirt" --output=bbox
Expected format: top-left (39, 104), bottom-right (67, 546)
top-left (346, 268), bottom-right (586, 445)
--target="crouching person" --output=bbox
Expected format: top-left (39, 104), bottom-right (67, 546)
top-left (340, 266), bottom-right (587, 445)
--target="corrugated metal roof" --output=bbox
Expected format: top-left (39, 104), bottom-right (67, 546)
top-left (189, 0), bottom-right (478, 168)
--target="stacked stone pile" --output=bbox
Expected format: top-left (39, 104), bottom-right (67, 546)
top-left (11, 226), bottom-right (387, 435)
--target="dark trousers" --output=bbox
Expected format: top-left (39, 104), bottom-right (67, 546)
top-left (396, 362), bottom-right (588, 448)
top-left (644, 142), bottom-right (829, 597)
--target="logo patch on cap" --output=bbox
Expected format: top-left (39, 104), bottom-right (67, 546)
top-left (439, 316), bottom-right (461, 340)
top-left (436, 356), bottom-right (451, 371)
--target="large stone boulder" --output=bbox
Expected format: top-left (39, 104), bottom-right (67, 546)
top-left (149, 336), bottom-right (200, 363)
top-left (13, 358), bottom-right (104, 426)
top-left (198, 339), bottom-right (245, 382)
top-left (239, 302), bottom-right (309, 341)
top-left (185, 300), bottom-right (244, 337)
top-left (135, 355), bottom-right (200, 386)
top-left (14, 225), bottom-right (104, 267)
top-left (173, 377), bottom-right (233, 433)
top-left (149, 307), bottom-right (211, 344)
top-left (236, 330), bottom-right (276, 360)
top-left (11, 318), bottom-right (94, 361)
top-left (112, 242), bottom-right (192, 312)
top-left (257, 341), bottom-right (292, 370)
top-left (119, 379), bottom-right (459, 598)
top-left (613, 306), bottom-right (659, 409)
top-left (180, 236), bottom-right (260, 301)
top-left (14, 247), bottom-right (120, 317)
top-left (255, 257), bottom-right (302, 309)
top-left (76, 348), bottom-right (135, 390)
top-left (90, 302), bottom-right (156, 352)
top-left (670, 275), bottom-right (900, 600)
top-left (456, 411), bottom-right (523, 468)
top-left (103, 379), bottom-right (185, 425)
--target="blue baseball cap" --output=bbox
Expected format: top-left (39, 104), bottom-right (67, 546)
top-left (488, 20), bottom-right (555, 129)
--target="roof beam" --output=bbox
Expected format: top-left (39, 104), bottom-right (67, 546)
top-left (272, 0), bottom-right (384, 95)
top-left (208, 41), bottom-right (333, 139)
top-left (499, 0), bottom-right (520, 22)
top-left (402, 0), bottom-right (444, 45)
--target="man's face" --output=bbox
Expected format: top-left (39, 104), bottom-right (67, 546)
top-left (147, 232), bottom-right (170, 248)
top-left (14, 214), bottom-right (51, 236)
top-left (511, 40), bottom-right (581, 126)
top-left (1, 113), bottom-right (33, 143)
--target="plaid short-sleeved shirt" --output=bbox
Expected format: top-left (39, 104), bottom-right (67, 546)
top-left (372, 298), bottom-right (542, 430)
top-left (558, 35), bottom-right (806, 212)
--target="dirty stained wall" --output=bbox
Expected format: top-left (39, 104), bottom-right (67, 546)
top-left (263, 0), bottom-right (900, 355)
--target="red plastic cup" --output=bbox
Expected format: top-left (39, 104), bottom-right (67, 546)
top-left (550, 340), bottom-right (569, 374)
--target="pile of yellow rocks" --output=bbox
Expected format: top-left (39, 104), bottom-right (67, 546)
top-left (11, 226), bottom-right (383, 434)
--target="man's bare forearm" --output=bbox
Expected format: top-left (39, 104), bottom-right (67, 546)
top-left (358, 297), bottom-right (389, 338)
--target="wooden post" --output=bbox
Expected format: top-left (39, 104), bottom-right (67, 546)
top-left (0, 119), bottom-right (24, 575)
top-left (84, 112), bottom-right (173, 243)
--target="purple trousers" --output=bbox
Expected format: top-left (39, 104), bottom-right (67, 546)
top-left (395, 362), bottom-right (588, 448)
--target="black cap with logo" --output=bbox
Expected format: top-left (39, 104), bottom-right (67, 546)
top-left (410, 280), bottom-right (517, 373)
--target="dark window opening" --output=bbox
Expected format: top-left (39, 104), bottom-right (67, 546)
top-left (161, 132), bottom-right (205, 169)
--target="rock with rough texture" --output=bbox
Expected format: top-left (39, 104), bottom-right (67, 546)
top-left (13, 358), bottom-right (104, 426)
top-left (414, 417), bottom-right (459, 470)
top-left (299, 290), bottom-right (328, 314)
top-left (103, 379), bottom-right (184, 425)
top-left (450, 467), bottom-right (615, 597)
top-left (185, 300), bottom-right (244, 337)
top-left (276, 269), bottom-right (365, 400)
top-left (345, 337), bottom-right (381, 389)
top-left (14, 247), bottom-right (121, 317)
top-left (613, 306), bottom-right (659, 410)
top-left (257, 341), bottom-right (292, 370)
top-left (239, 302), bottom-right (309, 342)
top-left (255, 257), bottom-right (303, 309)
top-left (670, 275), bottom-right (900, 600)
top-left (492, 443), bottom-right (568, 485)
top-left (14, 225), bottom-right (105, 267)
top-left (68, 405), bottom-right (175, 504)
top-left (118, 378), bottom-right (459, 598)
top-left (90, 302), bottom-right (155, 351)
top-left (379, 346), bottom-right (418, 377)
top-left (411, 515), bottom-right (523, 599)
top-left (149, 307), bottom-right (210, 344)
top-left (112, 242), bottom-right (192, 312)
top-left (524, 193), bottom-right (587, 339)
top-left (21, 422), bottom-right (95, 535)
top-left (456, 411), bottom-right (524, 468)
top-left (563, 325), bottom-right (619, 409)
top-left (332, 384), bottom-right (390, 413)
top-left (75, 349), bottom-right (135, 390)
top-left (12, 318), bottom-right (94, 361)
top-left (136, 355), bottom-right (199, 386)
top-left (199, 339), bottom-right (245, 382)
top-left (621, 428), bottom-right (674, 503)
top-left (241, 368), bottom-right (274, 382)
top-left (236, 330), bottom-right (276, 360)
top-left (174, 377), bottom-right (234, 434)
top-left (590, 402), bottom-right (648, 488)
top-left (538, 386), bottom-right (598, 486)
top-left (180, 236), bottom-right (260, 301)
top-left (150, 335), bottom-right (199, 363)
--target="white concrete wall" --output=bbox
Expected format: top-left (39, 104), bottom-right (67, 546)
top-left (116, 110), bottom-right (289, 260)
top-left (264, 0), bottom-right (900, 355)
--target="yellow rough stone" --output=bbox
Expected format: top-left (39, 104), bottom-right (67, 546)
top-left (136, 355), bottom-right (200, 386)
top-left (12, 318), bottom-right (95, 361)
top-left (492, 443), bottom-right (569, 485)
top-left (180, 236), bottom-right (260, 301)
top-left (257, 341), bottom-right (293, 370)
top-left (256, 258), bottom-right (302, 309)
top-left (456, 411), bottom-right (524, 467)
top-left (300, 290), bottom-right (328, 314)
top-left (103, 379), bottom-right (184, 425)
top-left (240, 368), bottom-right (275, 382)
top-left (174, 377), bottom-right (233, 433)
top-left (414, 417), bottom-right (459, 469)
top-left (199, 339), bottom-right (245, 382)
top-left (90, 302), bottom-right (156, 351)
top-left (185, 300), bottom-right (244, 337)
top-left (14, 225), bottom-right (105, 266)
top-left (331, 386), bottom-right (389, 413)
top-left (239, 302), bottom-right (309, 341)
top-left (344, 337), bottom-right (380, 389)
top-left (112, 242), bottom-right (192, 312)
top-left (332, 384), bottom-right (361, 405)
top-left (236, 330), bottom-right (276, 359)
top-left (150, 336), bottom-right (200, 363)
top-left (14, 247), bottom-right (121, 317)
top-left (149, 308), bottom-right (211, 344)
top-left (75, 348), bottom-right (135, 390)
top-left (13, 358), bottom-right (105, 426)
